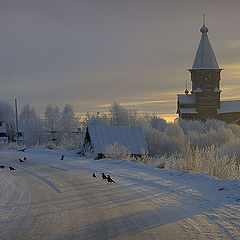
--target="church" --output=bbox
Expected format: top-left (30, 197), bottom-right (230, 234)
top-left (177, 20), bottom-right (240, 125)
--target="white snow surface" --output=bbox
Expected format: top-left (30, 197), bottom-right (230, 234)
top-left (0, 149), bottom-right (240, 239)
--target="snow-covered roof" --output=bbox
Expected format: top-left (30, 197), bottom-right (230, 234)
top-left (178, 94), bottom-right (196, 105)
top-left (179, 108), bottom-right (198, 114)
top-left (86, 126), bottom-right (148, 155)
top-left (217, 100), bottom-right (240, 114)
top-left (214, 87), bottom-right (222, 93)
top-left (0, 122), bottom-right (7, 133)
top-left (193, 87), bottom-right (203, 93)
top-left (192, 23), bottom-right (220, 69)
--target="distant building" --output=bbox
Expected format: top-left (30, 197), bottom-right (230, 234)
top-left (17, 122), bottom-right (24, 142)
top-left (83, 126), bottom-right (148, 159)
top-left (0, 121), bottom-right (8, 141)
top-left (12, 122), bottom-right (25, 143)
top-left (177, 20), bottom-right (240, 124)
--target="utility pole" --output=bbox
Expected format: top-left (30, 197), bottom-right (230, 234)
top-left (15, 99), bottom-right (19, 144)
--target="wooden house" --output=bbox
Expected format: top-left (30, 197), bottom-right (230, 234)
top-left (83, 126), bottom-right (148, 159)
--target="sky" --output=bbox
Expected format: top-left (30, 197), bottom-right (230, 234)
top-left (1, 0), bottom-right (240, 121)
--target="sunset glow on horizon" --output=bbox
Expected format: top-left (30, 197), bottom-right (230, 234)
top-left (1, 1), bottom-right (240, 117)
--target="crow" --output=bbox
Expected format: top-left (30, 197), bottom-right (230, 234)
top-left (107, 175), bottom-right (115, 183)
top-left (19, 158), bottom-right (24, 163)
top-left (23, 157), bottom-right (27, 161)
top-left (9, 166), bottom-right (16, 171)
top-left (18, 148), bottom-right (27, 152)
top-left (61, 155), bottom-right (64, 160)
top-left (102, 173), bottom-right (107, 180)
top-left (93, 173), bottom-right (96, 178)
top-left (0, 165), bottom-right (5, 169)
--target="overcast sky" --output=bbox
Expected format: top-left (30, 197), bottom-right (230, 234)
top-left (1, 0), bottom-right (240, 119)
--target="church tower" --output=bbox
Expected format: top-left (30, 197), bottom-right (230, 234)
top-left (177, 17), bottom-right (240, 124)
top-left (189, 17), bottom-right (222, 119)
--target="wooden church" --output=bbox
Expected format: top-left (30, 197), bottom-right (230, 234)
top-left (177, 19), bottom-right (240, 125)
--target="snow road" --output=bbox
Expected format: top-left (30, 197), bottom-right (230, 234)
top-left (0, 150), bottom-right (240, 240)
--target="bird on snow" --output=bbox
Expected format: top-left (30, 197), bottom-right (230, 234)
top-left (107, 175), bottom-right (115, 183)
top-left (0, 165), bottom-right (5, 169)
top-left (23, 157), bottom-right (27, 161)
top-left (9, 166), bottom-right (16, 171)
top-left (102, 173), bottom-right (107, 180)
top-left (61, 155), bottom-right (64, 160)
top-left (93, 173), bottom-right (96, 178)
top-left (19, 158), bottom-right (24, 163)
top-left (18, 148), bottom-right (27, 152)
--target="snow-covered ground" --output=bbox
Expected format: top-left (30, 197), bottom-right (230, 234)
top-left (0, 149), bottom-right (240, 239)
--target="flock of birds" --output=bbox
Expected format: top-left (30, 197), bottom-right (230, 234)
top-left (60, 154), bottom-right (116, 183)
top-left (92, 172), bottom-right (116, 183)
top-left (1, 149), bottom-right (116, 184)
top-left (0, 148), bottom-right (28, 171)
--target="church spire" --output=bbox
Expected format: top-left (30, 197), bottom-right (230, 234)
top-left (192, 16), bottom-right (219, 69)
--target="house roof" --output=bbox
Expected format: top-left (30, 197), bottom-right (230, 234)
top-left (178, 94), bottom-right (196, 105)
top-left (179, 108), bottom-right (198, 114)
top-left (86, 126), bottom-right (148, 155)
top-left (193, 87), bottom-right (204, 93)
top-left (192, 23), bottom-right (220, 69)
top-left (214, 87), bottom-right (222, 93)
top-left (217, 100), bottom-right (240, 114)
top-left (0, 122), bottom-right (7, 133)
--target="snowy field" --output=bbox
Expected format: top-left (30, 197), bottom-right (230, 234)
top-left (0, 149), bottom-right (240, 239)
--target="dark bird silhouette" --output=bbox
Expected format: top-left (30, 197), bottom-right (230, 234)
top-left (9, 166), bottom-right (16, 171)
top-left (93, 173), bottom-right (96, 178)
top-left (61, 155), bottom-right (64, 160)
top-left (107, 175), bottom-right (115, 183)
top-left (19, 158), bottom-right (24, 163)
top-left (102, 173), bottom-right (107, 180)
top-left (0, 165), bottom-right (5, 169)
top-left (18, 148), bottom-right (27, 152)
top-left (23, 157), bottom-right (27, 161)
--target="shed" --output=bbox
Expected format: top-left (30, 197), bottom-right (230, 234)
top-left (84, 126), bottom-right (148, 158)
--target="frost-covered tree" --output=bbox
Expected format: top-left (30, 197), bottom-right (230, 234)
top-left (60, 104), bottom-right (78, 133)
top-left (150, 116), bottom-right (168, 132)
top-left (105, 142), bottom-right (132, 160)
top-left (44, 104), bottom-right (61, 130)
top-left (109, 102), bottom-right (137, 126)
top-left (0, 100), bottom-right (15, 124)
top-left (19, 104), bottom-right (44, 146)
top-left (0, 100), bottom-right (15, 141)
top-left (84, 112), bottom-right (109, 126)
top-left (19, 104), bottom-right (37, 124)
